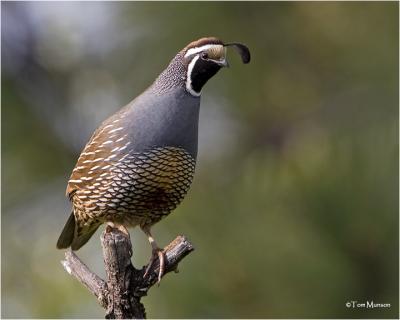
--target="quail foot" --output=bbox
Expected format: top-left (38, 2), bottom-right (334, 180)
top-left (57, 37), bottom-right (251, 283)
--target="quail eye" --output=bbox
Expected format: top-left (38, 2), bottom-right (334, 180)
top-left (201, 52), bottom-right (208, 59)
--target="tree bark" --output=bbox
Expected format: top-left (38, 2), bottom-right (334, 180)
top-left (61, 226), bottom-right (194, 319)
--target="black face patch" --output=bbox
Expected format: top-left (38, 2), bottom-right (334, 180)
top-left (190, 59), bottom-right (222, 94)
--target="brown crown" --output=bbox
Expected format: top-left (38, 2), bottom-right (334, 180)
top-left (184, 37), bottom-right (224, 51)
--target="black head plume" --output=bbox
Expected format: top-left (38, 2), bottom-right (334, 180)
top-left (224, 43), bottom-right (251, 64)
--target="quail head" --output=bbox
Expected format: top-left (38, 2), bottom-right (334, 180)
top-left (57, 37), bottom-right (250, 282)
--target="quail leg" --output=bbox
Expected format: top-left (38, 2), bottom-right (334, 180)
top-left (106, 222), bottom-right (130, 238)
top-left (141, 226), bottom-right (165, 284)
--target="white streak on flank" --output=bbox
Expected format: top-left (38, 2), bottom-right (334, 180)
top-left (81, 176), bottom-right (94, 181)
top-left (100, 172), bottom-right (108, 177)
top-left (91, 165), bottom-right (100, 170)
top-left (120, 154), bottom-right (129, 161)
top-left (101, 140), bottom-right (113, 145)
top-left (102, 165), bottom-right (111, 170)
top-left (69, 179), bottom-right (82, 183)
top-left (112, 119), bottom-right (120, 123)
top-left (186, 55), bottom-right (201, 97)
top-left (83, 160), bottom-right (92, 164)
top-left (81, 152), bottom-right (95, 156)
top-left (111, 147), bottom-right (120, 152)
top-left (103, 124), bottom-right (113, 129)
top-left (73, 166), bottom-right (86, 172)
top-left (116, 137), bottom-right (125, 142)
top-left (93, 158), bottom-right (105, 162)
top-left (106, 154), bottom-right (117, 160)
top-left (118, 145), bottom-right (128, 152)
top-left (109, 127), bottom-right (124, 134)
top-left (184, 44), bottom-right (223, 58)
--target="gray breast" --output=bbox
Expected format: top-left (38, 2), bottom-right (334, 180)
top-left (120, 87), bottom-right (200, 159)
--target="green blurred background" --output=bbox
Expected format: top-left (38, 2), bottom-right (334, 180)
top-left (1, 1), bottom-right (398, 318)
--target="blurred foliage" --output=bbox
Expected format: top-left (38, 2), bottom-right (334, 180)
top-left (1, 1), bottom-right (398, 318)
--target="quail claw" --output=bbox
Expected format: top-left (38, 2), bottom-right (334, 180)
top-left (144, 247), bottom-right (165, 285)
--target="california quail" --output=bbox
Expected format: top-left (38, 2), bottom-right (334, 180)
top-left (57, 37), bottom-right (250, 281)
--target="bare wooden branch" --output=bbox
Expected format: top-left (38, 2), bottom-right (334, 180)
top-left (61, 227), bottom-right (194, 319)
top-left (133, 235), bottom-right (195, 295)
top-left (101, 227), bottom-right (145, 319)
top-left (61, 250), bottom-right (108, 308)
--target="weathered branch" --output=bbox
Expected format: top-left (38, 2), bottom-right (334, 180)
top-left (62, 250), bottom-right (108, 308)
top-left (61, 227), bottom-right (194, 319)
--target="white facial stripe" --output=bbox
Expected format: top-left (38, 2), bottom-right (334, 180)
top-left (184, 44), bottom-right (223, 58)
top-left (186, 55), bottom-right (201, 97)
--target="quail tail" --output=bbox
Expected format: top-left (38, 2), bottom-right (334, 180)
top-left (56, 212), bottom-right (76, 249)
top-left (57, 212), bottom-right (100, 250)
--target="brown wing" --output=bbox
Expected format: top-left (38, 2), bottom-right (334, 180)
top-left (66, 113), bottom-right (131, 199)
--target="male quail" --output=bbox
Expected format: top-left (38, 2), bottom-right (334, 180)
top-left (57, 37), bottom-right (250, 281)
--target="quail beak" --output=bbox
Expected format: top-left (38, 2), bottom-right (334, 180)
top-left (216, 58), bottom-right (229, 68)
